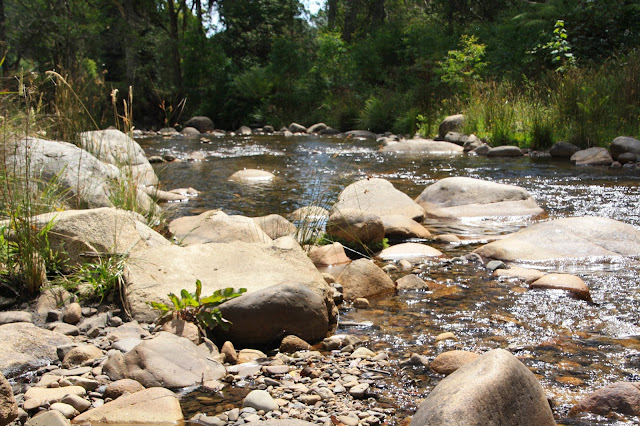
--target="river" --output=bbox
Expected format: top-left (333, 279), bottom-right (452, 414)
top-left (139, 133), bottom-right (640, 424)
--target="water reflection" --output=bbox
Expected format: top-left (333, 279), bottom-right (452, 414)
top-left (138, 134), bottom-right (640, 424)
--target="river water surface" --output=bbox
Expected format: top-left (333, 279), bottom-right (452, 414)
top-left (139, 133), bottom-right (640, 424)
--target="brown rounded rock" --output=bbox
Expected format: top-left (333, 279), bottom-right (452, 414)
top-left (530, 273), bottom-right (592, 302)
top-left (279, 335), bottom-right (310, 353)
top-left (62, 345), bottom-right (103, 369)
top-left (570, 381), bottom-right (640, 417)
top-left (63, 303), bottom-right (82, 325)
top-left (221, 341), bottom-right (238, 364)
top-left (430, 350), bottom-right (480, 375)
top-left (104, 379), bottom-right (145, 400)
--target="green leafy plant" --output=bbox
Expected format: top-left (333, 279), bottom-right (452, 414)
top-left (148, 280), bottom-right (246, 331)
top-left (438, 35), bottom-right (487, 95)
top-left (529, 20), bottom-right (577, 74)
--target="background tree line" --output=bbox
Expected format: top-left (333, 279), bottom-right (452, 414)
top-left (2, 0), bottom-right (640, 147)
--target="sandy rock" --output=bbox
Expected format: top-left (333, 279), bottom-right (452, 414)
top-left (377, 243), bottom-right (442, 261)
top-left (0, 311), bottom-right (33, 325)
top-left (79, 128), bottom-right (158, 186)
top-left (411, 349), bottom-right (555, 426)
top-left (60, 394), bottom-right (91, 413)
top-left (487, 146), bottom-right (523, 157)
top-left (353, 298), bottom-right (370, 309)
top-left (169, 210), bottom-right (272, 245)
top-left (24, 386), bottom-right (86, 405)
top-left (237, 125), bottom-right (253, 135)
top-left (381, 215), bottom-right (431, 240)
top-left (161, 318), bottom-right (201, 344)
top-left (62, 345), bottom-right (103, 368)
top-left (396, 274), bottom-right (430, 291)
top-left (474, 216), bottom-right (640, 262)
top-left (221, 341), bottom-right (238, 364)
top-left (230, 169), bottom-right (276, 183)
top-left (103, 379), bottom-right (145, 400)
top-left (0, 372), bottom-right (18, 425)
top-left (289, 123), bottom-right (307, 133)
top-left (0, 323), bottom-right (72, 375)
top-left (307, 123), bottom-right (328, 134)
top-left (308, 243), bottom-right (351, 266)
top-left (102, 332), bottom-right (225, 389)
top-left (71, 387), bottom-right (182, 424)
top-left (530, 273), bottom-right (592, 301)
top-left (280, 335), bottom-right (310, 353)
top-left (570, 381), bottom-right (640, 417)
top-left (570, 147), bottom-right (613, 166)
top-left (62, 303), bottom-right (82, 325)
top-left (181, 126), bottom-right (200, 135)
top-left (326, 208), bottom-right (385, 247)
top-left (336, 259), bottom-right (395, 300)
top-left (237, 349), bottom-right (267, 364)
top-left (415, 177), bottom-right (543, 219)
top-left (331, 178), bottom-right (425, 221)
top-left (26, 410), bottom-right (71, 426)
top-left (253, 214), bottom-right (296, 239)
top-left (434, 332), bottom-right (457, 344)
top-left (430, 350), bottom-right (480, 375)
top-left (50, 402), bottom-right (79, 419)
top-left (289, 206), bottom-right (329, 221)
top-left (243, 390), bottom-right (278, 412)
top-left (493, 266), bottom-right (545, 284)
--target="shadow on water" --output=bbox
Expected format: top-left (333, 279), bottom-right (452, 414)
top-left (138, 134), bottom-right (640, 424)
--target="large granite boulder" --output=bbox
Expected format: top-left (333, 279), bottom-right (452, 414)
top-left (379, 139), bottom-right (464, 155)
top-left (438, 114), bottom-right (465, 138)
top-left (71, 387), bottom-right (183, 424)
top-left (570, 147), bottom-right (613, 166)
top-left (331, 178), bottom-right (425, 221)
top-left (415, 177), bottom-right (543, 219)
top-left (123, 237), bottom-right (338, 337)
top-left (610, 136), bottom-right (640, 161)
top-left (184, 116), bottom-right (215, 133)
top-left (252, 214), bottom-right (297, 240)
top-left (169, 210), bottom-right (272, 245)
top-left (474, 216), bottom-right (640, 262)
top-left (335, 259), bottom-right (395, 300)
top-left (26, 208), bottom-right (169, 266)
top-left (3, 137), bottom-right (119, 208)
top-left (381, 215), bottom-right (431, 240)
top-left (377, 243), bottom-right (442, 261)
top-left (0, 322), bottom-right (72, 376)
top-left (102, 332), bottom-right (224, 388)
top-left (326, 209), bottom-right (385, 248)
top-left (411, 349), bottom-right (555, 426)
top-left (216, 282), bottom-right (333, 347)
top-left (79, 129), bottom-right (158, 187)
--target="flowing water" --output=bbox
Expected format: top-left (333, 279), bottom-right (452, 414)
top-left (139, 133), bottom-right (640, 424)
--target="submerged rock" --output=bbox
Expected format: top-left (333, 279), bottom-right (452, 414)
top-left (411, 349), bottom-right (555, 426)
top-left (474, 216), bottom-right (640, 262)
top-left (415, 177), bottom-right (543, 219)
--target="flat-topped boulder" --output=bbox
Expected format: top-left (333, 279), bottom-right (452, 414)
top-left (169, 210), bottom-right (272, 245)
top-left (124, 237), bottom-right (337, 338)
top-left (570, 147), bottom-right (613, 166)
top-left (377, 243), bottom-right (442, 261)
top-left (379, 138), bottom-right (464, 155)
top-left (414, 177), bottom-right (543, 219)
top-left (474, 216), bottom-right (640, 262)
top-left (487, 145), bottom-right (523, 157)
top-left (331, 178), bottom-right (425, 221)
top-left (230, 169), bottom-right (276, 183)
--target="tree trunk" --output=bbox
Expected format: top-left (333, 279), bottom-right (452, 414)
top-left (327, 0), bottom-right (337, 30)
top-left (342, 0), bottom-right (358, 43)
top-left (166, 0), bottom-right (183, 95)
top-left (370, 0), bottom-right (385, 28)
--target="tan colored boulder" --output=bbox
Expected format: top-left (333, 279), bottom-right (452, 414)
top-left (289, 206), bottom-right (329, 221)
top-left (474, 216), bottom-right (640, 262)
top-left (103, 379), bottom-right (145, 400)
top-left (62, 344), bottom-right (104, 368)
top-left (0, 372), bottom-right (18, 425)
top-left (570, 147), bottom-right (613, 166)
top-left (377, 243), bottom-right (442, 261)
top-left (0, 323), bottom-right (72, 375)
top-left (280, 335), bottom-right (311, 353)
top-left (24, 386), bottom-right (86, 404)
top-left (326, 209), bottom-right (385, 247)
top-left (26, 410), bottom-right (70, 426)
top-left (237, 349), bottom-right (267, 364)
top-left (71, 387), bottom-right (182, 424)
top-left (252, 214), bottom-right (296, 239)
top-left (530, 273), bottom-right (592, 301)
top-left (331, 178), bottom-right (425, 221)
top-left (570, 381), bottom-right (640, 417)
top-left (430, 350), bottom-right (479, 375)
top-left (169, 210), bottom-right (272, 245)
top-left (415, 177), bottom-right (543, 219)
top-left (381, 215), bottom-right (431, 239)
top-left (336, 259), bottom-right (395, 300)
top-left (493, 266), bottom-right (545, 284)
top-left (221, 341), bottom-right (238, 364)
top-left (62, 303), bottom-right (82, 325)
top-left (380, 139), bottom-right (464, 155)
top-left (411, 349), bottom-right (555, 426)
top-left (229, 169), bottom-right (276, 183)
top-left (396, 274), bottom-right (430, 291)
top-left (487, 146), bottom-right (523, 157)
top-left (308, 242), bottom-right (351, 266)
top-left (102, 332), bottom-right (224, 389)
top-left (161, 318), bottom-right (201, 344)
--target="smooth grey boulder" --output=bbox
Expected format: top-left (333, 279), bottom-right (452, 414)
top-left (415, 177), bottom-right (543, 219)
top-left (71, 387), bottom-right (183, 424)
top-left (438, 114), bottom-right (465, 138)
top-left (474, 216), bottom-right (640, 262)
top-left (379, 138), bottom-right (464, 155)
top-left (124, 237), bottom-right (337, 333)
top-left (335, 259), bottom-right (395, 301)
top-left (102, 332), bottom-right (224, 389)
top-left (570, 147), bottom-right (613, 166)
top-left (237, 125), bottom-right (253, 136)
top-left (25, 207), bottom-right (169, 266)
top-left (289, 122), bottom-right (307, 133)
top-left (217, 282), bottom-right (332, 347)
top-left (4, 137), bottom-right (118, 208)
top-left (0, 323), bottom-right (72, 375)
top-left (181, 126), bottom-right (200, 135)
top-left (411, 349), bottom-right (555, 426)
top-left (79, 129), bottom-right (158, 187)
top-left (610, 136), bottom-right (640, 161)
top-left (307, 123), bottom-right (328, 134)
top-left (331, 178), bottom-right (425, 221)
top-left (549, 141), bottom-right (580, 158)
top-left (0, 311), bottom-right (33, 325)
top-left (184, 116), bottom-right (215, 133)
top-left (169, 210), bottom-right (272, 245)
top-left (326, 209), bottom-right (385, 247)
top-left (487, 145), bottom-right (523, 157)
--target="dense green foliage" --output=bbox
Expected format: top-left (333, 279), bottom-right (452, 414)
top-left (2, 0), bottom-right (640, 146)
